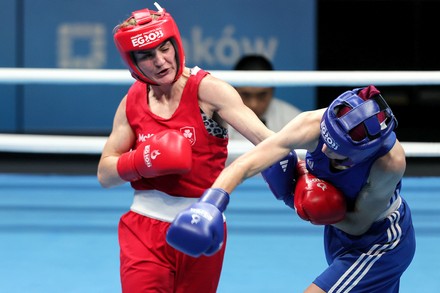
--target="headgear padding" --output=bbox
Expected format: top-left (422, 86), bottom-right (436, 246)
top-left (320, 85), bottom-right (397, 164)
top-left (113, 6), bottom-right (185, 84)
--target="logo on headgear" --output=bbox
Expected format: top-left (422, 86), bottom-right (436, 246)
top-left (320, 121), bottom-right (339, 151)
top-left (130, 28), bottom-right (164, 48)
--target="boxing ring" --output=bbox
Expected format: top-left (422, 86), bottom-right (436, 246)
top-left (1, 68), bottom-right (440, 292)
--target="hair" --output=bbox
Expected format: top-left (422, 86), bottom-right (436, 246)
top-left (113, 13), bottom-right (161, 34)
top-left (233, 55), bottom-right (274, 71)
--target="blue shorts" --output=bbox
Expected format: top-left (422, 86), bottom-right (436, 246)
top-left (314, 198), bottom-right (416, 293)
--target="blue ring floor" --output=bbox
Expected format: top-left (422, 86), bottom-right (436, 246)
top-left (0, 174), bottom-right (439, 292)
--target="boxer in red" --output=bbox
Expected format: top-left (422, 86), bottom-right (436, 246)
top-left (97, 3), bottom-right (273, 292)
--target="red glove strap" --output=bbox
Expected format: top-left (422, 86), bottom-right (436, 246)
top-left (117, 151), bottom-right (142, 182)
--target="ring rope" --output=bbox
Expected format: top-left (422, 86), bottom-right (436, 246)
top-left (0, 134), bottom-right (438, 158)
top-left (2, 68), bottom-right (440, 86)
top-left (0, 68), bottom-right (439, 158)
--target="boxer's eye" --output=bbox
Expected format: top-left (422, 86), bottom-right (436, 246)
top-left (334, 158), bottom-right (354, 169)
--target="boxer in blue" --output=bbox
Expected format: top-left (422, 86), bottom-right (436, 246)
top-left (167, 85), bottom-right (416, 293)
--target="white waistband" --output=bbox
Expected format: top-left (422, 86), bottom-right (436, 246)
top-left (130, 190), bottom-right (198, 223)
top-left (376, 196), bottom-right (402, 222)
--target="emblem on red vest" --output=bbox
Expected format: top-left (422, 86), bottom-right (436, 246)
top-left (180, 126), bottom-right (196, 145)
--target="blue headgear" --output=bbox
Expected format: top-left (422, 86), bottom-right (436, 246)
top-left (320, 87), bottom-right (398, 165)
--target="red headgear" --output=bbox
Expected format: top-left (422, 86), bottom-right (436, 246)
top-left (113, 4), bottom-right (185, 84)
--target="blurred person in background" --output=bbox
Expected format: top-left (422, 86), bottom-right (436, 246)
top-left (228, 54), bottom-right (302, 140)
top-left (97, 3), bottom-right (273, 293)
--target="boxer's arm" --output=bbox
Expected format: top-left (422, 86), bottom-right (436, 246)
top-left (97, 96), bottom-right (136, 188)
top-left (211, 110), bottom-right (326, 195)
top-left (197, 75), bottom-right (274, 145)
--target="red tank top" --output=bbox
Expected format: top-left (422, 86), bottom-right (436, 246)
top-left (125, 67), bottom-right (228, 197)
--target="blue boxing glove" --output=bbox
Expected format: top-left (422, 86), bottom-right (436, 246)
top-left (166, 188), bottom-right (229, 257)
top-left (261, 151), bottom-right (298, 209)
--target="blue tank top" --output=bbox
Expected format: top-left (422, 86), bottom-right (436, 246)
top-left (305, 136), bottom-right (400, 211)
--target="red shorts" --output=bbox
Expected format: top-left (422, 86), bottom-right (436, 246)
top-left (118, 211), bottom-right (227, 293)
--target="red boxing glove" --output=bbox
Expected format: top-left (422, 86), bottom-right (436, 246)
top-left (294, 161), bottom-right (346, 225)
top-left (117, 130), bottom-right (192, 181)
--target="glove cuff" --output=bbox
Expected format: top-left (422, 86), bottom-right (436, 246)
top-left (117, 151), bottom-right (142, 182)
top-left (200, 188), bottom-right (230, 212)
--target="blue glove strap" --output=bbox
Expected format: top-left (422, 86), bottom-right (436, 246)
top-left (261, 151), bottom-right (298, 201)
top-left (199, 188), bottom-right (230, 212)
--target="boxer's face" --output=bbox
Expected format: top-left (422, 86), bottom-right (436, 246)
top-left (322, 144), bottom-right (353, 169)
top-left (132, 40), bottom-right (177, 85)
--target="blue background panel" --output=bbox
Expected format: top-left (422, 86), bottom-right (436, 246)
top-left (22, 85), bottom-right (127, 134)
top-left (4, 0), bottom-right (317, 134)
top-left (0, 0), bottom-right (18, 132)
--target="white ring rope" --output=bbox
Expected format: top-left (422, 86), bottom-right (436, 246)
top-left (0, 68), bottom-right (439, 158)
top-left (0, 133), bottom-right (438, 158)
top-left (2, 67), bottom-right (440, 86)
